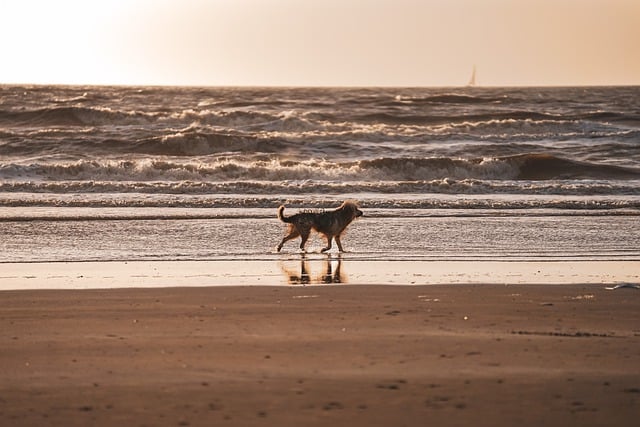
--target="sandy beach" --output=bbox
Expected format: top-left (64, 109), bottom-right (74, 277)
top-left (1, 283), bottom-right (639, 426)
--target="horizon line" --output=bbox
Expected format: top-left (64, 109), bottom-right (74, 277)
top-left (2, 81), bottom-right (640, 90)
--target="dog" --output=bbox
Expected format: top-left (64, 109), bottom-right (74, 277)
top-left (276, 201), bottom-right (363, 252)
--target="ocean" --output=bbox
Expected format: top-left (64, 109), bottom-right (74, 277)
top-left (1, 85), bottom-right (639, 282)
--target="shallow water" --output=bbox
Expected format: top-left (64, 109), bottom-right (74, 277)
top-left (1, 208), bottom-right (638, 263)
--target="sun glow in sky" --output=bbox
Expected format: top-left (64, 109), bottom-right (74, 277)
top-left (1, 0), bottom-right (639, 87)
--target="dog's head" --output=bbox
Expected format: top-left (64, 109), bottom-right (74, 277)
top-left (340, 201), bottom-right (363, 220)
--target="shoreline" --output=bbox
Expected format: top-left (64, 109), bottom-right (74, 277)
top-left (1, 284), bottom-right (639, 426)
top-left (1, 258), bottom-right (638, 290)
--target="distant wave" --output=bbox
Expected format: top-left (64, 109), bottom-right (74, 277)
top-left (2, 101), bottom-right (637, 131)
top-left (0, 106), bottom-right (157, 127)
top-left (133, 132), bottom-right (267, 156)
top-left (0, 107), bottom-right (85, 126)
top-left (392, 93), bottom-right (505, 105)
top-left (350, 110), bottom-right (640, 127)
top-left (2, 122), bottom-right (637, 160)
top-left (0, 105), bottom-right (328, 130)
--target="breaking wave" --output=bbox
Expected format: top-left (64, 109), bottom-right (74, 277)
top-left (2, 154), bottom-right (638, 183)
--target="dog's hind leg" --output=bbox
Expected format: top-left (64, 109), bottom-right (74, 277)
top-left (299, 229), bottom-right (311, 252)
top-left (277, 228), bottom-right (300, 252)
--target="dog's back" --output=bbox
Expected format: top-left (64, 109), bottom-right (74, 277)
top-left (278, 206), bottom-right (318, 226)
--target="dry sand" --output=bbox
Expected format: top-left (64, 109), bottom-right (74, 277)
top-left (1, 284), bottom-right (639, 426)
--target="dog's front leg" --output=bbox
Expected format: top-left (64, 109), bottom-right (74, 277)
top-left (335, 235), bottom-right (346, 252)
top-left (320, 235), bottom-right (333, 253)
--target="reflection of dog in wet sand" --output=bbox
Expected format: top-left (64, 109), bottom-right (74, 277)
top-left (282, 254), bottom-right (345, 284)
top-left (276, 201), bottom-right (363, 252)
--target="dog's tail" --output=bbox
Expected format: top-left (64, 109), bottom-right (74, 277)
top-left (277, 205), bottom-right (292, 223)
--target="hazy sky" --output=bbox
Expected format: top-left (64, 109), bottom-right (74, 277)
top-left (2, 0), bottom-right (639, 87)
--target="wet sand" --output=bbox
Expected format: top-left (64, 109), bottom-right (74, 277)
top-left (1, 284), bottom-right (639, 426)
top-left (2, 258), bottom-right (639, 289)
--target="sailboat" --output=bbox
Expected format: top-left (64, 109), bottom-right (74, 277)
top-left (467, 65), bottom-right (477, 87)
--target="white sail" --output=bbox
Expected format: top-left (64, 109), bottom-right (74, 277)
top-left (468, 65), bottom-right (477, 86)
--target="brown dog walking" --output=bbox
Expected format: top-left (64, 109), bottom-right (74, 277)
top-left (276, 201), bottom-right (363, 252)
